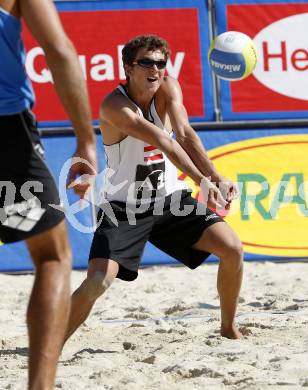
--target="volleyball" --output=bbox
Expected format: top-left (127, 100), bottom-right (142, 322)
top-left (208, 31), bottom-right (257, 81)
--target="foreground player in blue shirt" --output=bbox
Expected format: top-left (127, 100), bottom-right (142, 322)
top-left (0, 0), bottom-right (97, 388)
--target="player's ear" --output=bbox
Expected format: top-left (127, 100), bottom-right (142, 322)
top-left (124, 63), bottom-right (133, 79)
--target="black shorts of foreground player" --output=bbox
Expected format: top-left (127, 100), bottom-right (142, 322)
top-left (0, 111), bottom-right (64, 243)
top-left (64, 34), bottom-right (243, 341)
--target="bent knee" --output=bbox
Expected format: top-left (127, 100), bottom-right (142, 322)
top-left (219, 238), bottom-right (243, 264)
top-left (230, 239), bottom-right (244, 258)
top-left (83, 271), bottom-right (114, 299)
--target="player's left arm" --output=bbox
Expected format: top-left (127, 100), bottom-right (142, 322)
top-left (163, 77), bottom-right (238, 202)
top-left (21, 0), bottom-right (97, 199)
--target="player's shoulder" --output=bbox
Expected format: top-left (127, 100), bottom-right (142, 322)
top-left (157, 76), bottom-right (183, 105)
top-left (161, 75), bottom-right (180, 89)
top-left (101, 87), bottom-right (131, 111)
top-left (102, 88), bottom-right (122, 106)
top-left (100, 86), bottom-right (138, 122)
top-left (159, 76), bottom-right (182, 98)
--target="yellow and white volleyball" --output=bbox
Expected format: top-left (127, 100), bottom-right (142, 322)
top-left (208, 31), bottom-right (257, 81)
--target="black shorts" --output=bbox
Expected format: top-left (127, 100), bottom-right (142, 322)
top-left (89, 190), bottom-right (224, 281)
top-left (0, 109), bottom-right (64, 243)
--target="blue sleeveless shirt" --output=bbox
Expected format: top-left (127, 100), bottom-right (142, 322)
top-left (0, 6), bottom-right (35, 115)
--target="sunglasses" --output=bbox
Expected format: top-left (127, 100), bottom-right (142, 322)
top-left (133, 58), bottom-right (167, 70)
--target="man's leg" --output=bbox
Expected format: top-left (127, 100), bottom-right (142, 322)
top-left (64, 258), bottom-right (119, 343)
top-left (192, 222), bottom-right (243, 339)
top-left (26, 220), bottom-right (71, 390)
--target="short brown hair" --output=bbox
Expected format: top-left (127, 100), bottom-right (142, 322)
top-left (122, 34), bottom-right (170, 65)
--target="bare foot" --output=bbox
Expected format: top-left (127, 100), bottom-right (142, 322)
top-left (221, 324), bottom-right (242, 339)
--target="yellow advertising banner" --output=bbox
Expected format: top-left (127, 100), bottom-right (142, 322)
top-left (210, 134), bottom-right (308, 257)
top-left (180, 134), bottom-right (308, 257)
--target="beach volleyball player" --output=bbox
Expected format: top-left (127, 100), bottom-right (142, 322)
top-left (0, 0), bottom-right (97, 388)
top-left (65, 35), bottom-right (244, 340)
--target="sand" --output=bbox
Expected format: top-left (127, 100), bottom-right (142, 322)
top-left (0, 261), bottom-right (308, 389)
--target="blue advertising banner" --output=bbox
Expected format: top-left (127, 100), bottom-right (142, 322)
top-left (215, 0), bottom-right (308, 120)
top-left (1, 127), bottom-right (307, 272)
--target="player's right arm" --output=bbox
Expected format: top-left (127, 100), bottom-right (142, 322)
top-left (20, 0), bottom-right (97, 198)
top-left (100, 93), bottom-right (227, 209)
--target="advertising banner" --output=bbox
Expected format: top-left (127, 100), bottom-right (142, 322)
top-left (23, 0), bottom-right (214, 127)
top-left (215, 0), bottom-right (308, 120)
top-left (207, 132), bottom-right (308, 258)
top-left (1, 128), bottom-right (307, 272)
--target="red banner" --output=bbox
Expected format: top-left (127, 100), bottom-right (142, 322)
top-left (23, 8), bottom-right (204, 123)
top-left (227, 3), bottom-right (308, 113)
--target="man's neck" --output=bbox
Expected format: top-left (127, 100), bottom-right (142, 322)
top-left (125, 82), bottom-right (154, 114)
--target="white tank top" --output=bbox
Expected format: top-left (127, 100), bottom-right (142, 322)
top-left (102, 84), bottom-right (188, 205)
